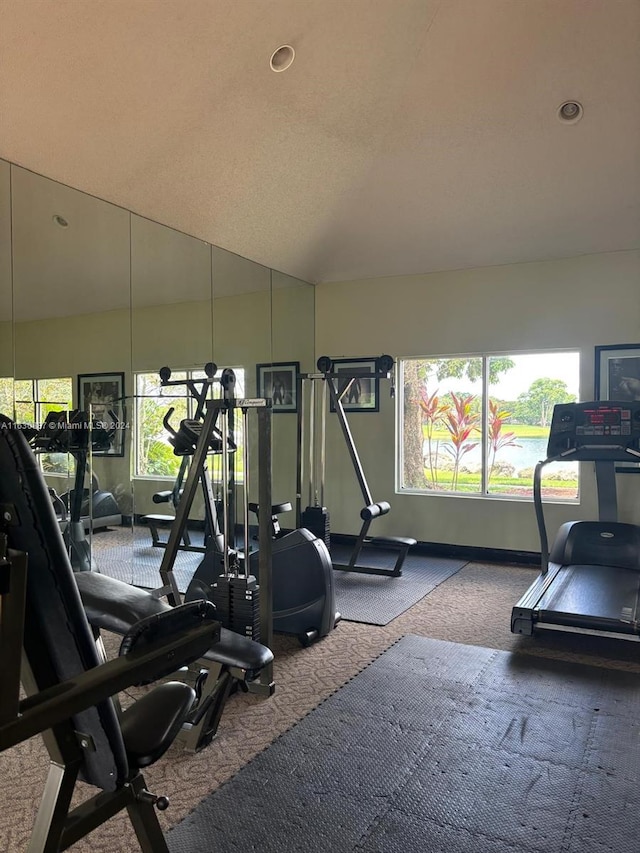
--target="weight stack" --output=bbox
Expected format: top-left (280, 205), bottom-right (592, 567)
top-left (228, 574), bottom-right (261, 642)
top-left (300, 505), bottom-right (331, 551)
top-left (210, 575), bottom-right (232, 629)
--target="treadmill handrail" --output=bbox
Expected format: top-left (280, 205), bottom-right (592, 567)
top-left (533, 454), bottom-right (569, 576)
top-left (533, 459), bottom-right (549, 575)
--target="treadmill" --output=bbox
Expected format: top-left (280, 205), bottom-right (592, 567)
top-left (511, 400), bottom-right (640, 641)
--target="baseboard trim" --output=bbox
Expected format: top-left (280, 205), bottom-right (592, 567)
top-left (123, 516), bottom-right (539, 567)
top-left (328, 532), bottom-right (539, 566)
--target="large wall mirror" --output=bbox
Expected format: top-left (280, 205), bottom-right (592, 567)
top-left (0, 161), bottom-right (12, 410)
top-left (1, 159), bottom-right (316, 581)
top-left (10, 164), bottom-right (132, 571)
top-left (270, 270), bottom-right (316, 529)
top-left (129, 212), bottom-right (215, 567)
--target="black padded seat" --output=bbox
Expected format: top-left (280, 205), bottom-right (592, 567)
top-left (120, 682), bottom-right (195, 768)
top-left (75, 571), bottom-right (273, 673)
top-left (201, 630), bottom-right (272, 673)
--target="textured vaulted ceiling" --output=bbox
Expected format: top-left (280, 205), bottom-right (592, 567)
top-left (1, 0), bottom-right (639, 284)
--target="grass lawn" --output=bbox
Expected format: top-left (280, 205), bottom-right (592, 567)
top-left (426, 423), bottom-right (548, 440)
top-left (428, 471), bottom-right (578, 492)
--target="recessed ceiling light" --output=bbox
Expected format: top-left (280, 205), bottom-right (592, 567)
top-left (558, 101), bottom-right (583, 123)
top-left (52, 214), bottom-right (69, 228)
top-left (270, 45), bottom-right (295, 73)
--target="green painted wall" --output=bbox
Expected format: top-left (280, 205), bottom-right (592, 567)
top-left (314, 251), bottom-right (640, 551)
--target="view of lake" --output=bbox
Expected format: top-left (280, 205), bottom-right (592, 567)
top-left (426, 436), bottom-right (578, 474)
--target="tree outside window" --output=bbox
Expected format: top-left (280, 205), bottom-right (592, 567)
top-left (135, 367), bottom-right (245, 481)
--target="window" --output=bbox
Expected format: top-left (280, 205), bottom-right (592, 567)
top-left (0, 378), bottom-right (13, 418)
top-left (398, 352), bottom-right (580, 500)
top-left (14, 377), bottom-right (74, 474)
top-left (135, 367), bottom-right (245, 479)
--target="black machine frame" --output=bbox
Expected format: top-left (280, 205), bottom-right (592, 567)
top-left (296, 355), bottom-right (416, 577)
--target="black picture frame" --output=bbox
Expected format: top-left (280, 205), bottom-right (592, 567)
top-left (595, 343), bottom-right (640, 403)
top-left (256, 362), bottom-right (300, 413)
top-left (594, 343), bottom-right (640, 473)
top-left (77, 372), bottom-right (126, 457)
top-left (329, 358), bottom-right (379, 413)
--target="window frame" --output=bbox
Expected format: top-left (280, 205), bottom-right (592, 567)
top-left (13, 377), bottom-right (74, 477)
top-left (396, 350), bottom-right (581, 503)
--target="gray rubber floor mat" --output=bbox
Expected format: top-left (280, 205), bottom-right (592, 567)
top-left (168, 635), bottom-right (640, 853)
top-left (331, 547), bottom-right (467, 624)
top-left (94, 536), bottom-right (201, 591)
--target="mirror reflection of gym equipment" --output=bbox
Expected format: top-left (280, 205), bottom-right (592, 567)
top-left (298, 355), bottom-right (417, 577)
top-left (141, 363), bottom-right (223, 553)
top-left (27, 409), bottom-right (120, 572)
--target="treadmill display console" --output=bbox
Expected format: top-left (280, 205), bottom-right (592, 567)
top-left (547, 401), bottom-right (640, 459)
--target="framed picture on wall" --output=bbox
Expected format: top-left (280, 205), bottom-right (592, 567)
top-left (256, 362), bottom-right (300, 413)
top-left (329, 357), bottom-right (379, 413)
top-left (595, 343), bottom-right (640, 473)
top-left (595, 343), bottom-right (640, 403)
top-left (77, 372), bottom-right (126, 457)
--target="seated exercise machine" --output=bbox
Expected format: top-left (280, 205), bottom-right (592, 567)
top-left (76, 568), bottom-right (273, 752)
top-left (298, 355), bottom-right (416, 577)
top-left (0, 414), bottom-right (222, 852)
top-left (158, 367), bottom-right (339, 646)
top-left (511, 400), bottom-right (640, 641)
top-left (25, 403), bottom-right (274, 750)
top-left (75, 388), bottom-right (276, 749)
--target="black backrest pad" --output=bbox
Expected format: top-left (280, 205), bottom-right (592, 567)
top-left (0, 416), bottom-right (128, 790)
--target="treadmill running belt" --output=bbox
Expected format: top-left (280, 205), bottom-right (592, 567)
top-left (537, 564), bottom-right (640, 632)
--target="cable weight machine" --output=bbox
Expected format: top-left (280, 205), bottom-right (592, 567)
top-left (297, 355), bottom-right (416, 577)
top-left (154, 374), bottom-right (275, 694)
top-left (189, 366), bottom-right (338, 647)
top-left (205, 369), bottom-right (262, 642)
top-left (150, 364), bottom-right (337, 649)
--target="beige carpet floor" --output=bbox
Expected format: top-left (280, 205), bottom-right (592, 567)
top-left (2, 559), bottom-right (640, 852)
